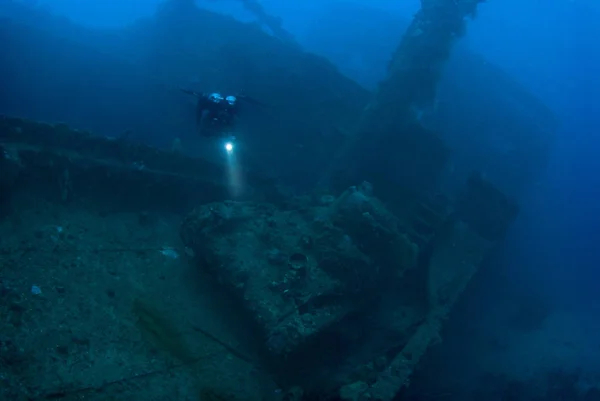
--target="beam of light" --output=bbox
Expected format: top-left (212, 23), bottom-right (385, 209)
top-left (224, 140), bottom-right (242, 197)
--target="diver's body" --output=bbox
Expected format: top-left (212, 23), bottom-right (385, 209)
top-left (181, 89), bottom-right (240, 138)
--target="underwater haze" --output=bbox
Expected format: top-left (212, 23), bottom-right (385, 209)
top-left (1, 0), bottom-right (599, 400)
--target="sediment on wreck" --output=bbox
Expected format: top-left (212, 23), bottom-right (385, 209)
top-left (177, 174), bottom-right (518, 400)
top-left (179, 184), bottom-right (420, 386)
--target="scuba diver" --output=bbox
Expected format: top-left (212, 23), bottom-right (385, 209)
top-left (181, 88), bottom-right (267, 138)
top-left (180, 89), bottom-right (241, 138)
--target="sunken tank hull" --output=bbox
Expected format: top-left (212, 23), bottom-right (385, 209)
top-left (179, 184), bottom-right (419, 359)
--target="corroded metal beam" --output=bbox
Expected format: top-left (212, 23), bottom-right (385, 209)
top-left (320, 0), bottom-right (485, 205)
top-left (0, 116), bottom-right (274, 209)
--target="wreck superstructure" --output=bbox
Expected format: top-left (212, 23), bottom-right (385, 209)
top-left (305, 1), bottom-right (557, 198)
top-left (0, 1), bottom-right (553, 400)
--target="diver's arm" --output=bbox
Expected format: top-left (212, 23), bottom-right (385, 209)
top-left (237, 93), bottom-right (267, 107)
top-left (180, 88), bottom-right (202, 97)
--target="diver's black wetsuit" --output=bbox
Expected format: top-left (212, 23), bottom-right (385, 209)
top-left (181, 89), bottom-right (240, 137)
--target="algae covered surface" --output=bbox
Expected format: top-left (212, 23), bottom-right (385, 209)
top-left (0, 190), bottom-right (274, 400)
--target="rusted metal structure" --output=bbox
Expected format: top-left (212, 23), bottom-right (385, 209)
top-left (0, 1), bottom-right (550, 400)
